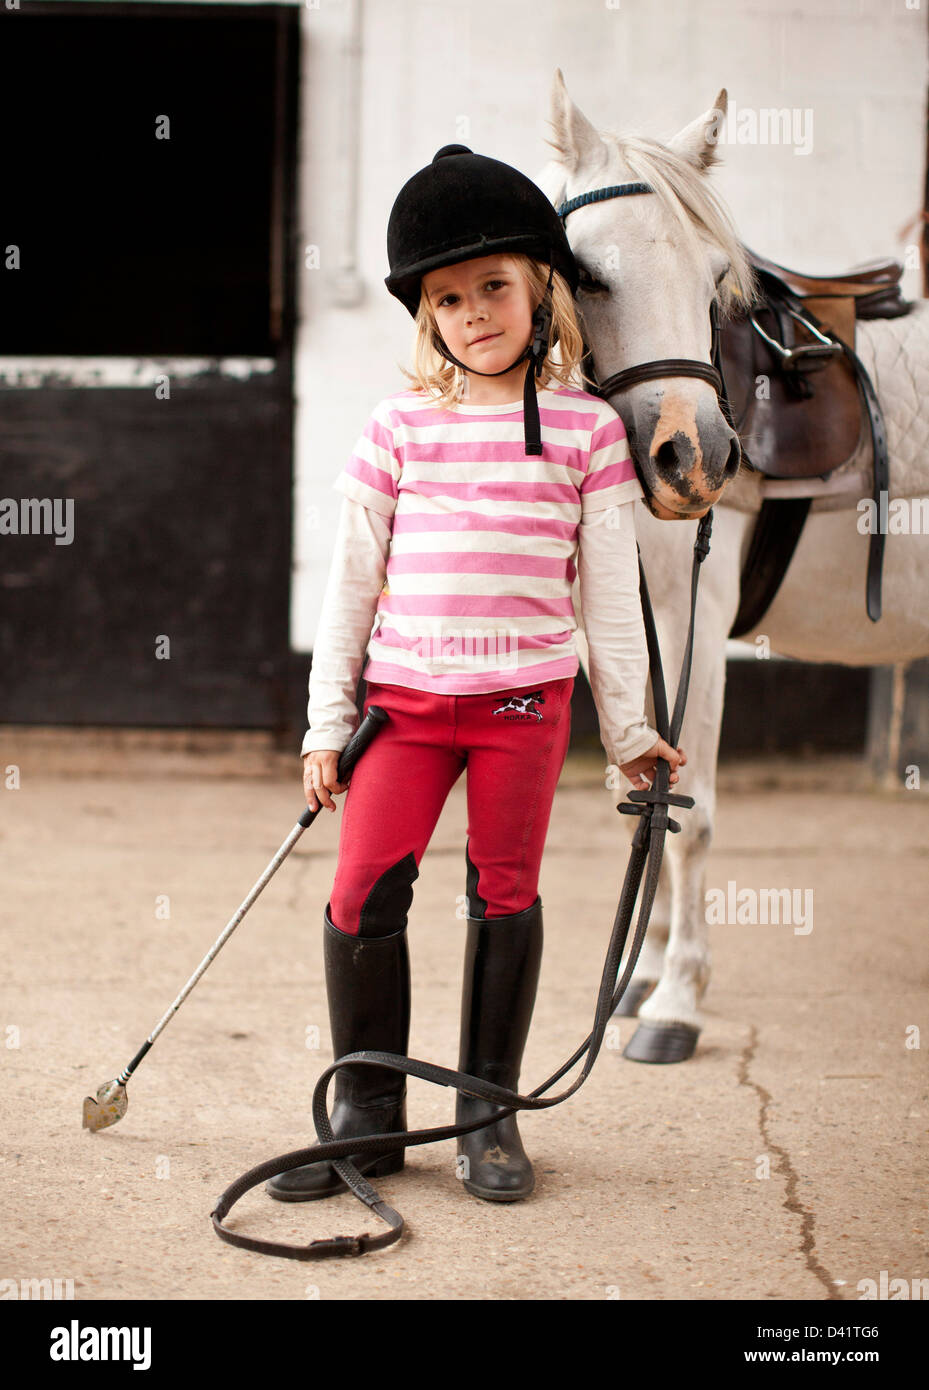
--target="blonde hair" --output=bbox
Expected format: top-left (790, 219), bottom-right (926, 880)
top-left (397, 253), bottom-right (596, 407)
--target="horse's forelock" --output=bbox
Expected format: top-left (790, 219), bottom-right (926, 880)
top-left (614, 134), bottom-right (755, 313)
top-left (539, 128), bottom-right (755, 316)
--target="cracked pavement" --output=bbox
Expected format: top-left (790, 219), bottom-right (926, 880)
top-left (1, 730), bottom-right (926, 1301)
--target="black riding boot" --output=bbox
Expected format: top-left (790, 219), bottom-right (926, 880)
top-left (456, 897), bottom-right (544, 1202)
top-left (266, 903), bottom-right (411, 1201)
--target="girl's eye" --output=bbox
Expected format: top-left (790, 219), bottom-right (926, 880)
top-left (437, 280), bottom-right (507, 307)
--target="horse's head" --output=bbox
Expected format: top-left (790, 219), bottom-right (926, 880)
top-left (538, 73), bottom-right (755, 520)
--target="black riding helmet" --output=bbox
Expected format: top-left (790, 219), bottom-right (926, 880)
top-left (384, 144), bottom-right (579, 455)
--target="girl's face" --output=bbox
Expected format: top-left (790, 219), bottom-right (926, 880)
top-left (422, 255), bottom-right (537, 396)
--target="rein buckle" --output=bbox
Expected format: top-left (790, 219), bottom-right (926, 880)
top-left (618, 787), bottom-right (695, 835)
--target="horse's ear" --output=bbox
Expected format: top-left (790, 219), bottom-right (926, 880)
top-left (544, 68), bottom-right (608, 173)
top-left (666, 89), bottom-right (728, 171)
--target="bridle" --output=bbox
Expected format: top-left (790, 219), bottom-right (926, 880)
top-left (556, 181), bottom-right (736, 429)
top-left (560, 182), bottom-right (885, 624)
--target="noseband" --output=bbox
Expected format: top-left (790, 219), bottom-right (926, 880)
top-left (556, 182), bottom-right (734, 421)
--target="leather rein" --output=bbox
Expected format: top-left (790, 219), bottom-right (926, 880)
top-left (210, 181), bottom-right (726, 1262)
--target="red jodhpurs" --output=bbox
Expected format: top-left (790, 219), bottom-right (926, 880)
top-left (328, 676), bottom-right (574, 935)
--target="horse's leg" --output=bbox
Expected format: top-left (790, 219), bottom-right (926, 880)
top-left (623, 504), bottom-right (745, 1062)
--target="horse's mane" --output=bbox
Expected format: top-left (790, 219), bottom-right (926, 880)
top-left (541, 129), bottom-right (756, 316)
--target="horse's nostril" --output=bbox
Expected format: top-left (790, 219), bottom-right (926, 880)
top-left (654, 439), bottom-right (681, 479)
top-left (724, 436), bottom-right (741, 478)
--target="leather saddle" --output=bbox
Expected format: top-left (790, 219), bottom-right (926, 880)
top-left (721, 246), bottom-right (912, 636)
top-left (720, 248), bottom-right (909, 480)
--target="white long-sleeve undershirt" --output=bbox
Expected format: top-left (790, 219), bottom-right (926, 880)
top-left (299, 496), bottom-right (659, 768)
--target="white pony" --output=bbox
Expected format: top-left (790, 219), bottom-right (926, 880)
top-left (537, 72), bottom-right (929, 1061)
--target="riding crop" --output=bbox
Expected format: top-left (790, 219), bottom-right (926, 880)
top-left (82, 705), bottom-right (389, 1134)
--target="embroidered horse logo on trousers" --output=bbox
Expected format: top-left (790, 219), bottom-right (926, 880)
top-left (491, 691), bottom-right (545, 721)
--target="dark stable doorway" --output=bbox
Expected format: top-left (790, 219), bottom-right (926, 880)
top-left (0, 3), bottom-right (300, 730)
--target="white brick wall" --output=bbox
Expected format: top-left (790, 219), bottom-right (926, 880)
top-left (292, 0), bottom-right (928, 648)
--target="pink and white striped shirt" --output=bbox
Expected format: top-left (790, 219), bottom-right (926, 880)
top-left (332, 384), bottom-right (644, 694)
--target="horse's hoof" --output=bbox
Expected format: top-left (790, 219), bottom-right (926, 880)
top-left (611, 980), bottom-right (656, 1018)
top-left (622, 1021), bottom-right (699, 1063)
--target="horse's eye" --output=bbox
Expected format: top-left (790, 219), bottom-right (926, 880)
top-left (576, 265), bottom-right (610, 296)
top-left (714, 262), bottom-right (731, 288)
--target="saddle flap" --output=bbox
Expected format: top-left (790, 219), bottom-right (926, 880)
top-left (720, 307), bottom-right (863, 480)
top-left (801, 295), bottom-right (856, 351)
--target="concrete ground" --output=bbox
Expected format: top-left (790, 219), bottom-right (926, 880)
top-left (1, 728), bottom-right (926, 1303)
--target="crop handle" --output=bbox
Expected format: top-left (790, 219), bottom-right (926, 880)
top-left (298, 705), bottom-right (389, 828)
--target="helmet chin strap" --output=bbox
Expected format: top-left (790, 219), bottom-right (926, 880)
top-left (431, 262), bottom-right (555, 456)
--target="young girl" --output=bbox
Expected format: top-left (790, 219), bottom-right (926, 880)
top-left (267, 145), bottom-right (685, 1206)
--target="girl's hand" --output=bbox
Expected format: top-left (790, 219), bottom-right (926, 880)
top-left (620, 739), bottom-right (687, 790)
top-left (303, 750), bottom-right (348, 812)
